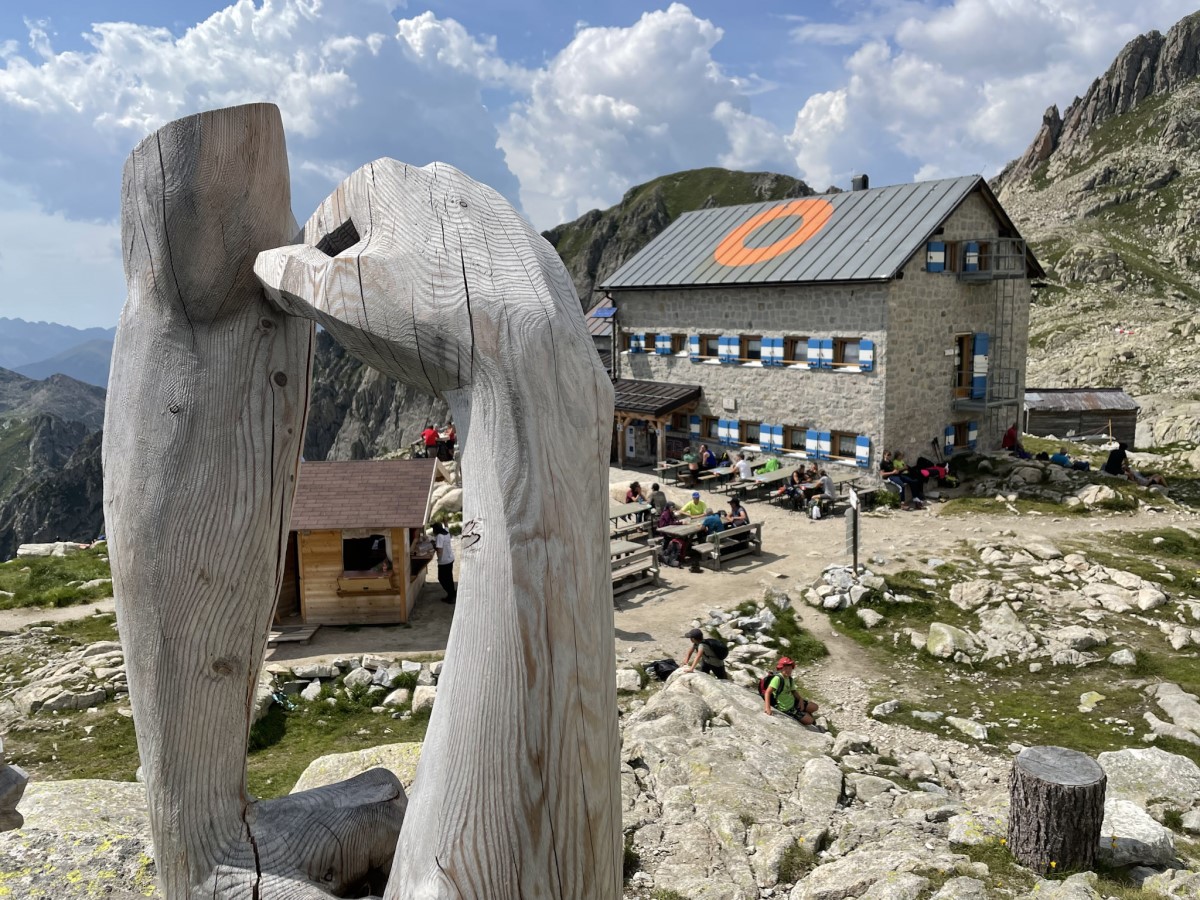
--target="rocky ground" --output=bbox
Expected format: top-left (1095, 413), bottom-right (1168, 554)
top-left (0, 449), bottom-right (1198, 897)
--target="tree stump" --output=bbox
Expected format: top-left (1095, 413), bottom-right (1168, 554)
top-left (1008, 745), bottom-right (1106, 874)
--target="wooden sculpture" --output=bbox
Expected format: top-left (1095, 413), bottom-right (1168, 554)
top-left (104, 103), bottom-right (620, 898)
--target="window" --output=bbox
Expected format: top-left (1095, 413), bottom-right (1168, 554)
top-left (620, 332), bottom-right (632, 352)
top-left (740, 335), bottom-right (762, 362)
top-left (833, 338), bottom-right (861, 367)
top-left (701, 416), bottom-right (720, 441)
top-left (738, 420), bottom-right (759, 444)
top-left (644, 331), bottom-right (658, 351)
top-left (953, 422), bottom-right (970, 448)
top-left (783, 336), bottom-right (808, 363)
top-left (699, 334), bottom-right (720, 359)
top-left (669, 413), bottom-right (689, 432)
top-left (783, 426), bottom-right (807, 451)
top-left (830, 431), bottom-right (858, 460)
top-left (954, 334), bottom-right (973, 398)
top-left (671, 333), bottom-right (688, 353)
top-left (342, 533), bottom-right (388, 573)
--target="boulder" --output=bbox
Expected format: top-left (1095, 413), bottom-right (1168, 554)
top-left (300, 679), bottom-right (322, 702)
top-left (947, 809), bottom-right (1007, 845)
top-left (1141, 869), bottom-right (1200, 899)
top-left (930, 877), bottom-right (989, 899)
top-left (431, 487), bottom-right (463, 518)
top-left (1057, 626), bottom-right (1107, 651)
top-left (381, 688), bottom-right (411, 708)
top-left (857, 609), bottom-right (884, 628)
top-left (1097, 799), bottom-right (1175, 867)
top-left (1148, 683), bottom-right (1200, 737)
top-left (1098, 747), bottom-right (1200, 805)
top-left (292, 742), bottom-right (421, 793)
top-left (925, 623), bottom-right (977, 660)
top-left (412, 685), bottom-right (437, 713)
top-left (1075, 484), bottom-right (1116, 506)
top-left (946, 717), bottom-right (988, 741)
top-left (949, 581), bottom-right (995, 611)
top-left (790, 849), bottom-right (961, 900)
top-left (343, 666), bottom-right (376, 690)
top-left (1108, 649), bottom-right (1137, 666)
top-left (16, 542), bottom-right (88, 558)
top-left (615, 668), bottom-right (642, 693)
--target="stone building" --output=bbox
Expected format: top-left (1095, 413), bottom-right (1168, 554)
top-left (599, 175), bottom-right (1043, 469)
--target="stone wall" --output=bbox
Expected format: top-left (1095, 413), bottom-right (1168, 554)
top-left (883, 192), bottom-right (1032, 457)
top-left (615, 283), bottom-right (887, 465)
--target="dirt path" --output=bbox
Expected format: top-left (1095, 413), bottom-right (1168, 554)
top-left (0, 598), bottom-right (115, 633)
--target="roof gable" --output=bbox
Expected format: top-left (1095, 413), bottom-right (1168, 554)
top-left (600, 175), bottom-right (1036, 289)
top-left (290, 459), bottom-right (444, 531)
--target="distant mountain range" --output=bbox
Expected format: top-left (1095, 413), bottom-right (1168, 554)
top-left (0, 318), bottom-right (115, 388)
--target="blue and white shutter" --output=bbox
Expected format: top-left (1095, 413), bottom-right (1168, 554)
top-left (926, 241), bottom-right (946, 273)
top-left (688, 334), bottom-right (700, 361)
top-left (763, 336), bottom-right (783, 367)
top-left (807, 337), bottom-right (821, 369)
top-left (720, 419), bottom-right (737, 444)
top-left (819, 338), bottom-right (834, 369)
top-left (805, 428), bottom-right (819, 457)
top-left (858, 339), bottom-right (874, 372)
top-left (689, 415), bottom-right (701, 438)
top-left (719, 336), bottom-right (737, 364)
top-left (968, 421), bottom-right (979, 450)
top-left (971, 332), bottom-right (990, 400)
top-left (655, 334), bottom-right (672, 355)
top-left (771, 425), bottom-right (784, 453)
top-left (758, 423), bottom-right (772, 449)
top-left (818, 431), bottom-right (832, 459)
top-left (629, 333), bottom-right (645, 353)
top-left (855, 435), bottom-right (871, 468)
top-left (944, 425), bottom-right (956, 452)
top-left (963, 241), bottom-right (980, 273)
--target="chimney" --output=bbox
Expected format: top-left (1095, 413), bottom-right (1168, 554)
top-left (851, 174), bottom-right (869, 191)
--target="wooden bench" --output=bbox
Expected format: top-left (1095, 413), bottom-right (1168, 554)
top-left (610, 542), bottom-right (660, 596)
top-left (697, 522), bottom-right (763, 570)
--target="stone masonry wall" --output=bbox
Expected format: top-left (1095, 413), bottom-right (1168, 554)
top-left (614, 283), bottom-right (887, 466)
top-left (883, 192), bottom-right (1032, 458)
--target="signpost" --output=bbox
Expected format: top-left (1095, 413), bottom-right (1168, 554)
top-left (845, 488), bottom-right (860, 571)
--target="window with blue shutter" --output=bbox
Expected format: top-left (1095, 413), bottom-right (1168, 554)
top-left (763, 336), bottom-right (783, 367)
top-left (819, 338), bottom-right (834, 369)
top-left (689, 415), bottom-right (701, 437)
top-left (807, 337), bottom-right (820, 369)
top-left (855, 435), bottom-right (871, 468)
top-left (818, 431), bottom-right (832, 459)
top-left (758, 423), bottom-right (772, 449)
top-left (859, 339), bottom-right (874, 372)
top-left (771, 425), bottom-right (783, 453)
top-left (944, 425), bottom-right (956, 451)
top-left (655, 334), bottom-right (672, 355)
top-left (688, 334), bottom-right (700, 361)
top-left (926, 241), bottom-right (945, 273)
top-left (629, 333), bottom-right (645, 353)
top-left (971, 333), bottom-right (990, 399)
top-left (719, 336), bottom-right (738, 364)
top-left (968, 421), bottom-right (979, 450)
top-left (963, 241), bottom-right (980, 272)
top-left (805, 428), bottom-right (819, 457)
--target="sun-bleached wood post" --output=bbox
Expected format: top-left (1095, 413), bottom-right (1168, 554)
top-left (104, 104), bottom-right (406, 898)
top-left (255, 159), bottom-right (621, 898)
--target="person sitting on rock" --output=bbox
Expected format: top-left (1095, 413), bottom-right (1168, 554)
top-left (1101, 442), bottom-right (1129, 477)
top-left (763, 657), bottom-right (819, 725)
top-left (682, 627), bottom-right (728, 679)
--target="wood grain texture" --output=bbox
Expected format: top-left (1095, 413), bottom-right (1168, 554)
top-left (1008, 745), bottom-right (1106, 874)
top-left (105, 104), bottom-right (405, 898)
top-left (255, 159), bottom-right (621, 899)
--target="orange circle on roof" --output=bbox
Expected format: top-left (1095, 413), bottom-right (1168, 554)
top-left (713, 198), bottom-right (834, 267)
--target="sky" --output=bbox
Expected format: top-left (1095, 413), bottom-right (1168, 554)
top-left (0, 0), bottom-right (1194, 329)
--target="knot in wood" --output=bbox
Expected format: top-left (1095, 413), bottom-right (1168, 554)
top-left (259, 318), bottom-right (275, 330)
top-left (272, 372), bottom-right (288, 387)
top-left (210, 658), bottom-right (236, 677)
top-left (168, 404), bottom-right (181, 415)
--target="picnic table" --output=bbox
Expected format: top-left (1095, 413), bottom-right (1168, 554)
top-left (610, 538), bottom-right (659, 596)
top-left (653, 459), bottom-right (687, 484)
top-left (657, 523), bottom-right (705, 540)
top-left (695, 465), bottom-right (735, 489)
top-left (609, 501), bottom-right (651, 540)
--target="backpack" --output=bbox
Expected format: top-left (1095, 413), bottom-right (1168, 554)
top-left (757, 673), bottom-right (786, 707)
top-left (647, 659), bottom-right (679, 681)
top-left (702, 638), bottom-right (729, 661)
top-left (661, 538), bottom-right (686, 568)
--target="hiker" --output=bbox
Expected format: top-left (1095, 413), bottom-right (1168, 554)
top-left (682, 627), bottom-right (728, 679)
top-left (727, 496), bottom-right (749, 528)
top-left (421, 423), bottom-right (440, 458)
top-left (699, 444), bottom-right (718, 469)
top-left (657, 501), bottom-right (681, 529)
top-left (700, 508), bottom-right (726, 538)
top-left (431, 522), bottom-right (456, 604)
top-left (763, 657), bottom-right (819, 724)
top-left (1050, 447), bottom-right (1089, 471)
top-left (625, 481), bottom-right (646, 504)
top-left (1126, 466), bottom-right (1167, 488)
top-left (774, 468), bottom-right (805, 507)
top-left (734, 452), bottom-right (754, 481)
top-left (1001, 422), bottom-right (1024, 454)
top-left (680, 491), bottom-right (708, 519)
top-left (682, 447), bottom-right (700, 485)
top-left (890, 452), bottom-right (926, 510)
top-left (1101, 442), bottom-right (1129, 477)
top-left (648, 482), bottom-right (668, 513)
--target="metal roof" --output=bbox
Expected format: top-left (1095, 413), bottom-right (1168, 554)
top-left (1025, 388), bottom-right (1140, 413)
top-left (613, 379), bottom-right (701, 418)
top-left (601, 175), bottom-right (1014, 289)
top-left (584, 301), bottom-right (613, 338)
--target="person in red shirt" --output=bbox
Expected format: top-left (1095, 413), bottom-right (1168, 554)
top-left (421, 423), bottom-right (439, 457)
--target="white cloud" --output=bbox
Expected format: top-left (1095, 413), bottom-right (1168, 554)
top-left (785, 90), bottom-right (850, 191)
top-left (497, 3), bottom-right (781, 228)
top-left (395, 11), bottom-right (532, 90)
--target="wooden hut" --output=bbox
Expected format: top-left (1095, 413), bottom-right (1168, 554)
top-left (280, 458), bottom-right (448, 625)
top-left (1023, 387), bottom-right (1139, 447)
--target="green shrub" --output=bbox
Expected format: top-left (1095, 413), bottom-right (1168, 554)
top-left (623, 831), bottom-right (640, 882)
top-left (778, 838), bottom-right (818, 883)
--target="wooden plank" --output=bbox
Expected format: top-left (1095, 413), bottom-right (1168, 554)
top-left (267, 625), bottom-right (320, 645)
